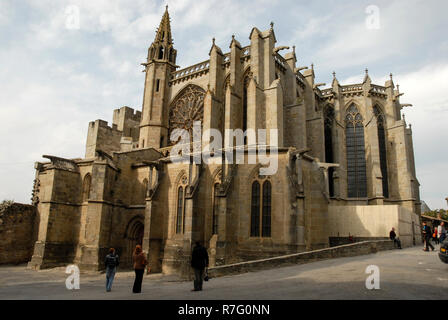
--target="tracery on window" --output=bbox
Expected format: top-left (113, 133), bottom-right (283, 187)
top-left (373, 106), bottom-right (389, 198)
top-left (250, 175), bottom-right (272, 238)
top-left (168, 85), bottom-right (205, 145)
top-left (345, 104), bottom-right (367, 198)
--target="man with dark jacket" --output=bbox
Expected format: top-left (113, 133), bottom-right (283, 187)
top-left (191, 241), bottom-right (209, 291)
top-left (389, 227), bottom-right (402, 249)
top-left (104, 248), bottom-right (119, 292)
top-left (422, 222), bottom-right (434, 252)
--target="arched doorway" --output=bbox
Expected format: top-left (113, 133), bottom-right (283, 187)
top-left (124, 216), bottom-right (144, 268)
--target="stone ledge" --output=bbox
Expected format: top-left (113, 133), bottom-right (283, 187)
top-left (208, 240), bottom-right (395, 278)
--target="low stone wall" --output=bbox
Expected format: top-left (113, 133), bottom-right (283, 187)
top-left (208, 240), bottom-right (395, 278)
top-left (329, 236), bottom-right (389, 247)
top-left (0, 203), bottom-right (36, 265)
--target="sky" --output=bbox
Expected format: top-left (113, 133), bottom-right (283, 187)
top-left (0, 0), bottom-right (447, 209)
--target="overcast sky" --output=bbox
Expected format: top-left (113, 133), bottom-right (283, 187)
top-left (0, 0), bottom-right (447, 209)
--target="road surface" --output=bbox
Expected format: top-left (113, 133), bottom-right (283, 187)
top-left (0, 246), bottom-right (447, 300)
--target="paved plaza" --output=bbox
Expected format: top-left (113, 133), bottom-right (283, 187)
top-left (0, 246), bottom-right (447, 300)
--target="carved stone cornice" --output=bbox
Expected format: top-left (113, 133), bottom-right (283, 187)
top-left (42, 155), bottom-right (79, 173)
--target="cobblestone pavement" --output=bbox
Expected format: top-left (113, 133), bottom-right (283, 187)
top-left (1, 246), bottom-right (447, 300)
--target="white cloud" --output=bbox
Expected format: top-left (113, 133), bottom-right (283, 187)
top-left (0, 1), bottom-right (12, 26)
top-left (0, 0), bottom-right (446, 209)
top-left (397, 64), bottom-right (448, 209)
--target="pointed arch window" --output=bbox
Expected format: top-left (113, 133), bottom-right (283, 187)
top-left (242, 75), bottom-right (250, 145)
top-left (374, 106), bottom-right (389, 198)
top-left (345, 104), bottom-right (367, 198)
top-left (158, 46), bottom-right (164, 59)
top-left (324, 107), bottom-right (335, 197)
top-left (250, 178), bottom-right (272, 238)
top-left (262, 181), bottom-right (272, 237)
top-left (212, 183), bottom-right (220, 235)
top-left (82, 173), bottom-right (91, 202)
top-left (176, 186), bottom-right (184, 234)
top-left (250, 181), bottom-right (260, 237)
top-left (142, 178), bottom-right (148, 204)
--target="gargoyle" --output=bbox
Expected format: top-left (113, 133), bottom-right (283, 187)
top-left (273, 46), bottom-right (290, 54)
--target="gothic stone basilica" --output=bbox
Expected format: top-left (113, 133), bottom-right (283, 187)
top-left (28, 8), bottom-right (422, 276)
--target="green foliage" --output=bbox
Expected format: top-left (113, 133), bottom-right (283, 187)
top-left (425, 209), bottom-right (448, 221)
top-left (0, 200), bottom-right (15, 214)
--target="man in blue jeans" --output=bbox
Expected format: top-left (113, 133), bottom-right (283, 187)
top-left (105, 248), bottom-right (119, 292)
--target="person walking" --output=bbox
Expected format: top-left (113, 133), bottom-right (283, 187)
top-left (104, 248), bottom-right (119, 292)
top-left (438, 222), bottom-right (447, 243)
top-left (422, 222), bottom-right (434, 251)
top-left (191, 241), bottom-right (209, 292)
top-left (389, 227), bottom-right (402, 249)
top-left (433, 226), bottom-right (439, 245)
top-left (132, 245), bottom-right (147, 293)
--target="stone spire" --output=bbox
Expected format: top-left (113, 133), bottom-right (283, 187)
top-left (332, 71), bottom-right (339, 87)
top-left (155, 6), bottom-right (173, 45)
top-left (363, 68), bottom-right (371, 83)
top-left (147, 6), bottom-right (176, 63)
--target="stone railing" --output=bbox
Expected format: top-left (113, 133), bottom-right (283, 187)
top-left (296, 72), bottom-right (306, 88)
top-left (321, 88), bottom-right (334, 97)
top-left (223, 53), bottom-right (230, 67)
top-left (370, 84), bottom-right (387, 96)
top-left (241, 46), bottom-right (250, 57)
top-left (170, 60), bottom-right (210, 84)
top-left (371, 84), bottom-right (386, 93)
top-left (341, 84), bottom-right (363, 94)
top-left (222, 46), bottom-right (251, 67)
top-left (274, 53), bottom-right (287, 71)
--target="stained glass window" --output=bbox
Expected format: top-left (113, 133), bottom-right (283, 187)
top-left (250, 181), bottom-right (260, 237)
top-left (176, 187), bottom-right (183, 234)
top-left (212, 183), bottom-right (220, 235)
top-left (346, 105), bottom-right (367, 198)
top-left (374, 106), bottom-right (389, 198)
top-left (251, 179), bottom-right (272, 238)
top-left (262, 181), bottom-right (272, 237)
top-left (325, 107), bottom-right (335, 197)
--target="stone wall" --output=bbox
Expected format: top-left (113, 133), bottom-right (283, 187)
top-left (0, 203), bottom-right (36, 264)
top-left (208, 240), bottom-right (395, 278)
top-left (327, 205), bottom-right (422, 247)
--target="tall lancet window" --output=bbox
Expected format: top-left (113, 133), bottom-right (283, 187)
top-left (345, 104), bottom-right (367, 198)
top-left (176, 186), bottom-right (184, 234)
top-left (250, 178), bottom-right (272, 238)
top-left (261, 181), bottom-right (272, 237)
top-left (324, 107), bottom-right (335, 197)
top-left (250, 181), bottom-right (260, 237)
top-left (82, 173), bottom-right (91, 202)
top-left (243, 75), bottom-right (250, 145)
top-left (212, 183), bottom-right (220, 235)
top-left (374, 106), bottom-right (389, 198)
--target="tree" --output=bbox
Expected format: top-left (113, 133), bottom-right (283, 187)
top-left (425, 209), bottom-right (448, 221)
